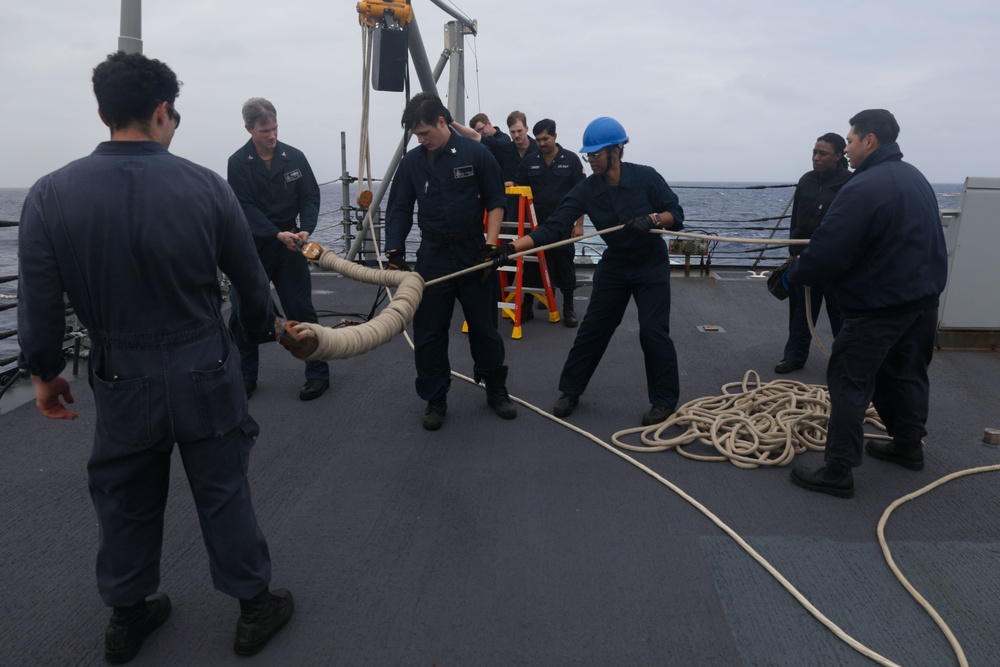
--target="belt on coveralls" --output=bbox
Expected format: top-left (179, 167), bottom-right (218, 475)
top-left (420, 230), bottom-right (483, 244)
top-left (90, 319), bottom-right (221, 351)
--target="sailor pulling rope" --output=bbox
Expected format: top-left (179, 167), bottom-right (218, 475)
top-left (275, 226), bottom-right (807, 361)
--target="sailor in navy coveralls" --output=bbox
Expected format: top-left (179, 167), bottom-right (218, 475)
top-left (17, 52), bottom-right (292, 662)
top-left (227, 97), bottom-right (330, 401)
top-left (787, 109), bottom-right (948, 498)
top-left (384, 93), bottom-right (516, 431)
top-left (485, 117), bottom-right (684, 427)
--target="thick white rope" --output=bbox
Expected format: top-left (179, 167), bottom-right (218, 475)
top-left (288, 249), bottom-right (424, 360)
top-left (876, 466), bottom-right (1000, 667)
top-left (499, 388), bottom-right (904, 667)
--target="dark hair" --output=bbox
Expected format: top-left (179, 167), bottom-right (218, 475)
top-left (848, 109), bottom-right (899, 144)
top-left (469, 112), bottom-right (490, 128)
top-left (92, 51), bottom-right (180, 132)
top-left (401, 92), bottom-right (453, 130)
top-left (533, 118), bottom-right (556, 137)
top-left (816, 132), bottom-right (849, 169)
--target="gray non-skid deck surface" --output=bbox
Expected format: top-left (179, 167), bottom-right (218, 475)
top-left (2, 269), bottom-right (999, 666)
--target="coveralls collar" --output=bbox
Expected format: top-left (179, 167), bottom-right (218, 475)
top-left (94, 140), bottom-right (170, 156)
top-left (593, 161), bottom-right (636, 195)
top-left (422, 128), bottom-right (463, 161)
top-left (854, 141), bottom-right (903, 174)
top-left (243, 138), bottom-right (290, 164)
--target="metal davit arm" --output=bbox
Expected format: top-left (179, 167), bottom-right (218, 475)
top-left (425, 0), bottom-right (476, 33)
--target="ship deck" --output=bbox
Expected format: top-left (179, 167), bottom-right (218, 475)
top-left (2, 267), bottom-right (999, 666)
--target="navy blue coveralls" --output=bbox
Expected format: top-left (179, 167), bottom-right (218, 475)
top-left (782, 165), bottom-right (850, 366)
top-left (384, 130), bottom-right (508, 401)
top-left (527, 163), bottom-right (685, 408)
top-left (487, 135), bottom-right (538, 220)
top-left (514, 145), bottom-right (586, 291)
top-left (479, 127), bottom-right (511, 171)
top-left (227, 139), bottom-right (330, 384)
top-left (788, 142), bottom-right (948, 467)
top-left (18, 141), bottom-right (277, 606)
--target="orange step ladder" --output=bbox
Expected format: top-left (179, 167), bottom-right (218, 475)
top-left (497, 186), bottom-right (560, 339)
top-left (461, 187), bottom-right (560, 339)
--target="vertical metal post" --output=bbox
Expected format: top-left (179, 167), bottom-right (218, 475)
top-left (340, 131), bottom-right (352, 239)
top-left (445, 21), bottom-right (465, 124)
top-left (341, 130), bottom-right (380, 261)
top-left (118, 0), bottom-right (142, 53)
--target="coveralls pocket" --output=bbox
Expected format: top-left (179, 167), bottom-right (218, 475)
top-left (92, 374), bottom-right (152, 446)
top-left (190, 345), bottom-right (246, 440)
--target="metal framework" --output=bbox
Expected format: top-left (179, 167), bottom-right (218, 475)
top-left (346, 2), bottom-right (477, 260)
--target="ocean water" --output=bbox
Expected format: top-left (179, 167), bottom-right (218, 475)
top-left (0, 181), bottom-right (963, 369)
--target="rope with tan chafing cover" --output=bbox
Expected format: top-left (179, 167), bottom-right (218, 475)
top-left (280, 242), bottom-right (424, 360)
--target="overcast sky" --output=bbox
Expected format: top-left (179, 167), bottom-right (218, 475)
top-left (2, 0), bottom-right (998, 188)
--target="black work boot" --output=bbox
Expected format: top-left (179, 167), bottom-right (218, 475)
top-left (790, 463), bottom-right (854, 498)
top-left (234, 587), bottom-right (294, 657)
top-left (483, 366), bottom-right (517, 419)
top-left (774, 359), bottom-right (804, 374)
top-left (423, 397), bottom-right (447, 431)
top-left (561, 290), bottom-right (578, 328)
top-left (865, 439), bottom-right (924, 470)
top-left (105, 592), bottom-right (172, 664)
top-left (642, 404), bottom-right (673, 426)
top-left (553, 393), bottom-right (579, 418)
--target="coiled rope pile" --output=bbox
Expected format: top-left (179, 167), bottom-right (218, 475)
top-left (612, 370), bottom-right (887, 467)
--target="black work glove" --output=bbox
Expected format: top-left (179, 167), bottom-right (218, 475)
top-left (385, 248), bottom-right (411, 272)
top-left (479, 243), bottom-right (515, 282)
top-left (623, 214), bottom-right (656, 235)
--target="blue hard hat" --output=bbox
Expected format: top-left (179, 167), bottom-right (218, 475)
top-left (580, 117), bottom-right (629, 153)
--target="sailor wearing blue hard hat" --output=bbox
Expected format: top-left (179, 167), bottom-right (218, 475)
top-left (484, 116), bottom-right (686, 425)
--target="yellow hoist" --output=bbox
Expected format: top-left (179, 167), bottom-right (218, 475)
top-left (356, 1), bottom-right (413, 29)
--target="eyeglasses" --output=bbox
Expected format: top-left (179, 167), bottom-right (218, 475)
top-left (585, 150), bottom-right (605, 161)
top-left (162, 102), bottom-right (181, 128)
top-left (168, 103), bottom-right (181, 128)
